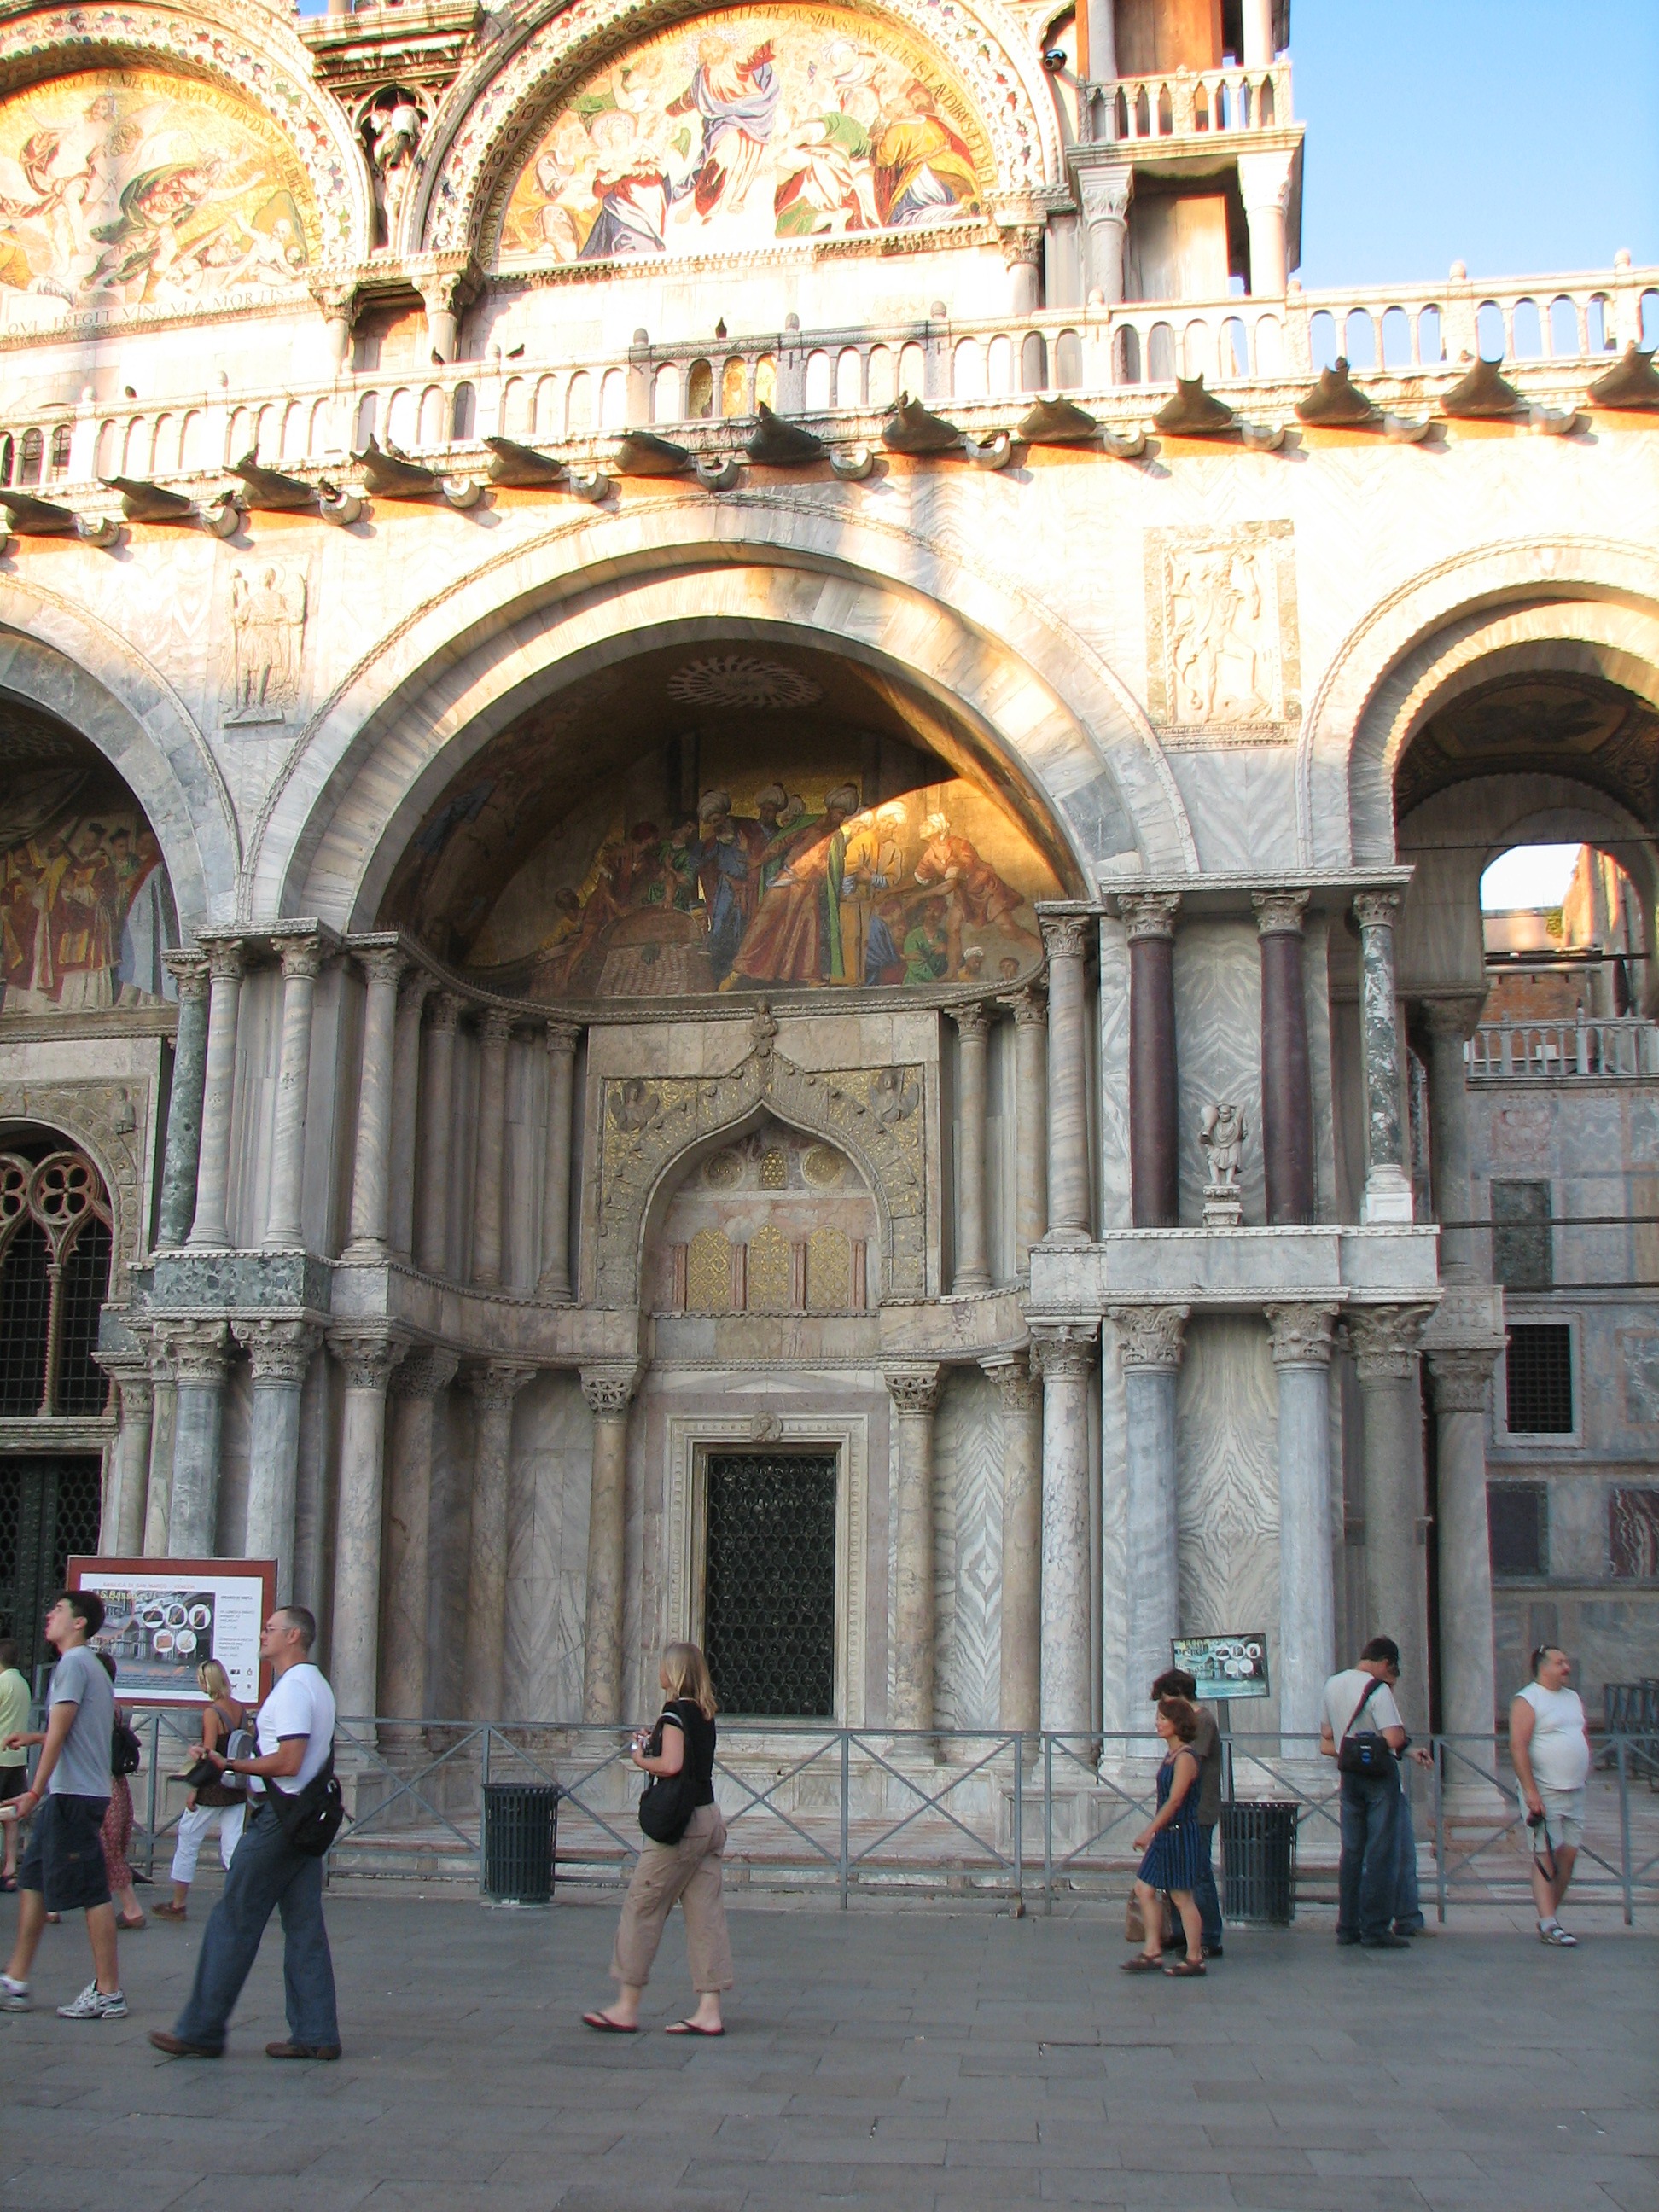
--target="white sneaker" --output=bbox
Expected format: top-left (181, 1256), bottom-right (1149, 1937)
top-left (0, 1976), bottom-right (29, 2011)
top-left (1539, 1923), bottom-right (1579, 1947)
top-left (56, 1982), bottom-right (127, 2019)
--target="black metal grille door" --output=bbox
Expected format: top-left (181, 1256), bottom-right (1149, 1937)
top-left (0, 1457), bottom-right (103, 1670)
top-left (704, 1453), bottom-right (836, 1717)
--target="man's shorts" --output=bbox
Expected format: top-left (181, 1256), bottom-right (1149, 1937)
top-left (17, 1793), bottom-right (112, 1912)
top-left (0, 1765), bottom-right (27, 1805)
top-left (1521, 1784), bottom-right (1586, 1854)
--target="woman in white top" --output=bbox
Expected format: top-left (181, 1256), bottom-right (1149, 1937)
top-left (1510, 1644), bottom-right (1592, 1947)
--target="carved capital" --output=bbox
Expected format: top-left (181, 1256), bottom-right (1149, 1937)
top-left (1079, 168), bottom-right (1132, 227)
top-left (1266, 1302), bottom-right (1338, 1369)
top-left (580, 1365), bottom-right (638, 1418)
top-left (1420, 993), bottom-right (1488, 1044)
top-left (1108, 1303), bottom-right (1190, 1371)
top-left (998, 221), bottom-right (1045, 271)
top-left (469, 1358), bottom-right (537, 1412)
top-left (428, 991), bottom-right (465, 1036)
top-left (1030, 1323), bottom-right (1097, 1383)
top-left (1237, 148), bottom-right (1295, 216)
top-left (205, 941), bottom-right (246, 987)
top-left (1010, 981), bottom-right (1047, 1028)
top-left (544, 1020), bottom-right (581, 1058)
top-left (982, 1350), bottom-right (1042, 1412)
top-left (358, 944), bottom-right (405, 990)
top-left (1251, 889), bottom-right (1309, 939)
top-left (1427, 1346), bottom-right (1498, 1413)
top-left (1345, 1303), bottom-right (1430, 1382)
top-left (885, 1365), bottom-right (941, 1417)
top-left (278, 935), bottom-right (326, 984)
top-left (94, 1358), bottom-right (154, 1423)
top-left (328, 1329), bottom-right (407, 1393)
top-left (390, 1346), bottom-right (460, 1401)
top-left (398, 968), bottom-right (434, 1018)
top-left (236, 1317), bottom-right (322, 1386)
top-left (307, 272), bottom-right (360, 326)
top-left (480, 1006), bottom-right (515, 1048)
top-left (154, 1317), bottom-right (230, 1386)
top-left (1039, 912), bottom-right (1093, 963)
top-left (950, 1001), bottom-right (992, 1045)
top-left (164, 952), bottom-right (210, 1006)
top-left (1120, 892), bottom-right (1182, 944)
top-left (1352, 891), bottom-right (1400, 935)
top-left (417, 270), bottom-right (467, 320)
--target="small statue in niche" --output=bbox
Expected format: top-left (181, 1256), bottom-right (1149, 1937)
top-left (362, 89), bottom-right (424, 252)
top-left (1198, 1102), bottom-right (1246, 1226)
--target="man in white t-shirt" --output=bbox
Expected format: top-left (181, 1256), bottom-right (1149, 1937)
top-left (149, 1607), bottom-right (341, 2061)
top-left (1510, 1644), bottom-right (1593, 1947)
top-left (1320, 1636), bottom-right (1411, 1951)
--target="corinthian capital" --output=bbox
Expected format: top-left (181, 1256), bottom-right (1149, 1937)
top-left (1266, 1303), bottom-right (1337, 1369)
top-left (235, 1316), bottom-right (322, 1385)
top-left (164, 952), bottom-right (210, 1006)
top-left (1120, 892), bottom-right (1182, 943)
top-left (1079, 168), bottom-right (1132, 227)
top-left (1108, 1303), bottom-right (1190, 1371)
top-left (885, 1365), bottom-right (941, 1417)
top-left (328, 1328), bottom-right (407, 1393)
top-left (1039, 912), bottom-right (1093, 963)
top-left (580, 1365), bottom-right (638, 1417)
top-left (153, 1317), bottom-right (230, 1385)
top-left (1251, 889), bottom-right (1308, 939)
top-left (390, 1346), bottom-right (460, 1401)
top-left (469, 1359), bottom-right (537, 1412)
top-left (1426, 1347), bottom-right (1497, 1413)
top-left (982, 1350), bottom-right (1041, 1412)
top-left (1352, 890), bottom-right (1400, 934)
top-left (1029, 1322), bottom-right (1097, 1382)
top-left (1344, 1303), bottom-right (1431, 1382)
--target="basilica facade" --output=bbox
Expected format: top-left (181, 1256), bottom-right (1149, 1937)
top-left (0, 0), bottom-right (1656, 1761)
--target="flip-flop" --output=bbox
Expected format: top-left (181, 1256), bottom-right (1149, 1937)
top-left (117, 1916), bottom-right (147, 1931)
top-left (581, 2011), bottom-right (639, 2034)
top-left (665, 2019), bottom-right (724, 2037)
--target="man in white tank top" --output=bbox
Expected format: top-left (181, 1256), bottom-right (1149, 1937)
top-left (1509, 1644), bottom-right (1592, 1947)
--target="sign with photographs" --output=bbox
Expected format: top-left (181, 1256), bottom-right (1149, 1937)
top-left (67, 1557), bottom-right (276, 1706)
top-left (1172, 1633), bottom-right (1270, 1701)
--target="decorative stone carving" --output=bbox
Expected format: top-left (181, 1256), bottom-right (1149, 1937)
top-left (998, 222), bottom-right (1045, 271)
top-left (235, 1317), bottom-right (322, 1386)
top-left (469, 1359), bottom-right (535, 1410)
top-left (362, 87), bottom-right (424, 248)
top-left (1198, 1103), bottom-right (1247, 1226)
top-left (594, 1046), bottom-right (926, 1307)
top-left (1352, 889), bottom-right (1402, 934)
top-left (1344, 1304), bottom-right (1430, 1382)
top-left (579, 1366), bottom-right (638, 1417)
top-left (328, 1329), bottom-right (407, 1394)
top-left (224, 562), bottom-right (308, 728)
top-left (428, 991), bottom-right (464, 1037)
top-left (1144, 522), bottom-right (1299, 743)
top-left (1107, 1304), bottom-right (1190, 1371)
top-left (1078, 170), bottom-right (1132, 227)
top-left (950, 1001), bottom-right (991, 1045)
top-left (748, 1410), bottom-right (783, 1443)
top-left (1010, 981), bottom-right (1047, 1027)
top-left (983, 1350), bottom-right (1042, 1411)
top-left (885, 1366), bottom-right (941, 1417)
top-left (389, 1346), bottom-right (459, 1401)
top-left (1266, 1303), bottom-right (1339, 1368)
top-left (1427, 1347), bottom-right (1497, 1413)
top-left (1039, 913), bottom-right (1092, 963)
top-left (152, 1317), bottom-right (230, 1386)
top-left (1251, 888), bottom-right (1309, 938)
top-left (1029, 1324), bottom-right (1097, 1382)
top-left (0, 1080), bottom-right (148, 1295)
top-left (1120, 892), bottom-right (1181, 942)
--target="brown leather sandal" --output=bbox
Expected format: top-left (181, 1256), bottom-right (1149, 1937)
top-left (1163, 1959), bottom-right (1208, 1976)
top-left (1119, 1953), bottom-right (1165, 1973)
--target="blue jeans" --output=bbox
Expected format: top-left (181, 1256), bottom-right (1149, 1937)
top-left (1394, 1778), bottom-right (1423, 1934)
top-left (1193, 1824), bottom-right (1223, 1950)
top-left (173, 1802), bottom-right (339, 2051)
top-left (1337, 1770), bottom-right (1400, 1943)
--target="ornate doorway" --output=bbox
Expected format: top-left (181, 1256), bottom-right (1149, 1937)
top-left (702, 1452), bottom-right (836, 1718)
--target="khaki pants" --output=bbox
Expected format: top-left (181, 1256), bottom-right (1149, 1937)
top-left (611, 1803), bottom-right (734, 1994)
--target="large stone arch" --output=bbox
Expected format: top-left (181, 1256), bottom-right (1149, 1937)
top-left (247, 493), bottom-right (1196, 926)
top-left (0, 0), bottom-right (372, 268)
top-left (1297, 538), bottom-right (1659, 866)
top-left (412, 0), bottom-right (1062, 259)
top-left (0, 576), bottom-right (237, 930)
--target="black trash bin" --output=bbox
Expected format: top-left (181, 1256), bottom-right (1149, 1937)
top-left (481, 1783), bottom-right (559, 1904)
top-left (1220, 1801), bottom-right (1298, 1925)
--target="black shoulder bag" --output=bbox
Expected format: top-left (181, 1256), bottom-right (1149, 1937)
top-left (637, 1715), bottom-right (697, 1847)
top-left (260, 1744), bottom-right (346, 1859)
top-left (1336, 1677), bottom-right (1397, 1780)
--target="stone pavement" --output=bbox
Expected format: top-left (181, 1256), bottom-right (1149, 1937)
top-left (1, 1886), bottom-right (1654, 2212)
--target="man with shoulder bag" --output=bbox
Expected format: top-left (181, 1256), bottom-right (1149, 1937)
top-left (149, 1606), bottom-right (345, 2062)
top-left (1320, 1636), bottom-right (1412, 1952)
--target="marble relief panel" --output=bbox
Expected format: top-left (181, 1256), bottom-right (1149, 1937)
top-left (1173, 922), bottom-right (1265, 1227)
top-left (932, 1365), bottom-right (1001, 1730)
top-left (1174, 1316), bottom-right (1281, 1730)
top-left (504, 1371), bottom-right (593, 1721)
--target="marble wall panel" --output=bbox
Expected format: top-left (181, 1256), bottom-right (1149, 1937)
top-left (1173, 921), bottom-right (1265, 1227)
top-left (226, 964), bottom-right (280, 1249)
top-left (1175, 1315), bottom-right (1281, 1730)
top-left (1164, 749), bottom-right (1301, 877)
top-left (504, 1370), bottom-right (593, 1721)
top-left (933, 1365), bottom-right (1002, 1730)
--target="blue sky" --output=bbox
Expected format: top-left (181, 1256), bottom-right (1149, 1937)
top-left (1294, 0), bottom-right (1659, 287)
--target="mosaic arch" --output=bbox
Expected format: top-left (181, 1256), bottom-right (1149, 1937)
top-left (496, 3), bottom-right (992, 265)
top-left (420, 0), bottom-right (1058, 256)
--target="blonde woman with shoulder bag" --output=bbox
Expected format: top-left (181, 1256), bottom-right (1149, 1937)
top-left (583, 1644), bottom-right (734, 2038)
top-left (154, 1661), bottom-right (248, 1921)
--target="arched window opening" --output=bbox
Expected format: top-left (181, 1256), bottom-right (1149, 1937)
top-left (1511, 298), bottom-right (1543, 360)
top-left (0, 433), bottom-right (13, 486)
top-left (1343, 309), bottom-right (1378, 370)
top-left (1055, 328), bottom-right (1084, 390)
top-left (1308, 310), bottom-right (1338, 373)
top-left (1114, 323), bottom-right (1142, 384)
top-left (1381, 305), bottom-right (1413, 369)
top-left (1478, 845), bottom-right (1650, 1066)
top-left (49, 425), bottom-right (72, 476)
top-left (19, 428), bottom-right (43, 486)
top-left (1146, 322), bottom-right (1175, 381)
top-left (687, 358), bottom-right (714, 417)
top-left (0, 1220), bottom-right (51, 1417)
top-left (721, 356), bottom-right (748, 416)
top-left (451, 382), bottom-right (475, 440)
top-left (0, 1149), bottom-right (114, 1419)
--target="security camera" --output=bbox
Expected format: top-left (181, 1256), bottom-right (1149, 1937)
top-left (1042, 44), bottom-right (1068, 70)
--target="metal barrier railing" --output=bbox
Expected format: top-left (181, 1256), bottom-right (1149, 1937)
top-left (61, 1713), bottom-right (1659, 1922)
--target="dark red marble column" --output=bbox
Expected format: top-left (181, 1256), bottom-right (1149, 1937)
top-left (1124, 893), bottom-right (1180, 1229)
top-left (1254, 890), bottom-right (1315, 1225)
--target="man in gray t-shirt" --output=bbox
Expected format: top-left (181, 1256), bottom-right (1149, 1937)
top-left (0, 1591), bottom-right (125, 2022)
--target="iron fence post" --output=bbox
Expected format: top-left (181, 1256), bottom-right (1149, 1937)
top-left (479, 1726), bottom-right (492, 1889)
top-left (144, 1709), bottom-right (160, 1878)
top-left (1618, 1738), bottom-right (1633, 1927)
top-left (839, 1731), bottom-right (850, 1910)
top-left (1431, 1735), bottom-right (1447, 1924)
top-left (1042, 1733), bottom-right (1053, 1917)
top-left (1012, 1733), bottom-right (1023, 1914)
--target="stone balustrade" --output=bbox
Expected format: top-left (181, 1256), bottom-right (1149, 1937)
top-left (1468, 1015), bottom-right (1659, 1082)
top-left (1079, 60), bottom-right (1293, 146)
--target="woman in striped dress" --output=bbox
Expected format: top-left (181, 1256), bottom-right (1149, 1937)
top-left (1122, 1697), bottom-right (1208, 1978)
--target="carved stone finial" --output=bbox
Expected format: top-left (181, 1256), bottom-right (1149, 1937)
top-left (1198, 1102), bottom-right (1247, 1226)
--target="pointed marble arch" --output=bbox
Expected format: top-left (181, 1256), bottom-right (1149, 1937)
top-left (247, 492), bottom-right (1196, 927)
top-left (1297, 536), bottom-right (1659, 867)
top-left (0, 575), bottom-right (237, 930)
top-left (410, 0), bottom-right (1062, 258)
top-left (0, 0), bottom-right (372, 267)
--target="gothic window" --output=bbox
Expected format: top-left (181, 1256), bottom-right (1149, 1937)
top-left (0, 1150), bottom-right (114, 1418)
top-left (49, 425), bottom-right (71, 475)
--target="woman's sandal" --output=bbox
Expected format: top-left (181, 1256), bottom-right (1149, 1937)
top-left (1119, 1953), bottom-right (1165, 1973)
top-left (152, 1901), bottom-right (188, 1920)
top-left (664, 2019), bottom-right (724, 2036)
top-left (117, 1914), bottom-right (147, 1931)
top-left (1163, 1959), bottom-right (1207, 1977)
top-left (581, 2011), bottom-right (639, 2034)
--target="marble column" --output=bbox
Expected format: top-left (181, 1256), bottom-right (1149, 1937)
top-left (342, 945), bottom-right (405, 1263)
top-left (1086, 0), bottom-right (1116, 79)
top-left (471, 1010), bottom-right (513, 1289)
top-left (886, 1365), bottom-right (941, 1732)
top-left (1266, 1303), bottom-right (1338, 1743)
top-left (1353, 894), bottom-right (1413, 1225)
top-left (142, 1337), bottom-right (178, 1557)
top-left (156, 955), bottom-right (209, 1248)
top-left (1428, 1348), bottom-right (1500, 1747)
top-left (985, 1352), bottom-right (1042, 1735)
top-left (415, 992), bottom-right (463, 1274)
top-left (1242, 0), bottom-right (1275, 65)
top-left (236, 1318), bottom-right (320, 1599)
top-left (461, 1362), bottom-right (536, 1721)
top-left (163, 1319), bottom-right (231, 1555)
top-left (951, 1003), bottom-right (992, 1292)
top-left (1123, 894), bottom-right (1181, 1230)
top-left (263, 936), bottom-right (323, 1251)
top-left (1041, 915), bottom-right (1092, 1243)
top-left (328, 1330), bottom-right (407, 1720)
top-left (1423, 996), bottom-right (1487, 1278)
top-left (387, 969), bottom-right (433, 1262)
top-left (1254, 891), bottom-right (1315, 1225)
top-left (187, 942), bottom-right (245, 1249)
top-left (581, 1367), bottom-right (638, 1725)
top-left (381, 1348), bottom-right (458, 1743)
top-left (1079, 171), bottom-right (1132, 305)
top-left (538, 1022), bottom-right (579, 1301)
top-left (1239, 149), bottom-right (1294, 296)
top-left (109, 1370), bottom-right (154, 1556)
top-left (1012, 985), bottom-right (1048, 1272)
top-left (1111, 1305), bottom-right (1190, 1712)
top-left (1347, 1305), bottom-right (1431, 1732)
top-left (1033, 1325), bottom-right (1097, 1735)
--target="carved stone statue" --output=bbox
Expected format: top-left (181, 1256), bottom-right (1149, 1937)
top-left (225, 563), bottom-right (306, 726)
top-left (1199, 1102), bottom-right (1246, 1226)
top-left (363, 90), bottom-right (424, 252)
